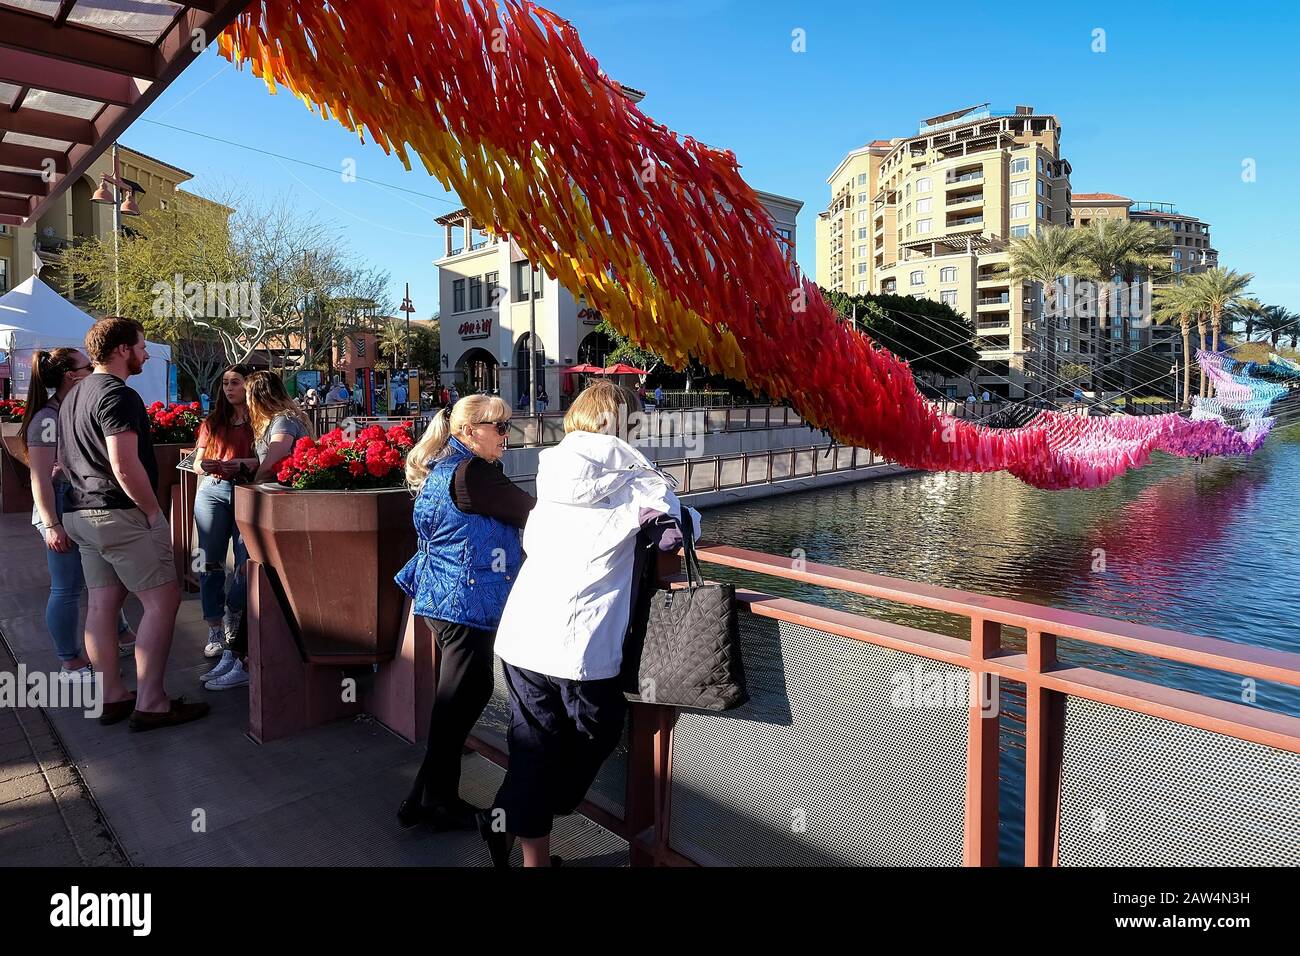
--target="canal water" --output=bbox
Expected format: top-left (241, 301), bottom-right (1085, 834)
top-left (700, 425), bottom-right (1300, 864)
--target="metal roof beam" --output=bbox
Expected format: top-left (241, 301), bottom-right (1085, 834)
top-left (0, 48), bottom-right (145, 107)
top-left (0, 106), bottom-right (96, 145)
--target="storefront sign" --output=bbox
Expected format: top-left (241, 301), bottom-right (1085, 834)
top-left (579, 307), bottom-right (602, 326)
top-left (458, 317), bottom-right (492, 340)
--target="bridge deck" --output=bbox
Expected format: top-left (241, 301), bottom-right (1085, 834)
top-left (0, 513), bottom-right (627, 867)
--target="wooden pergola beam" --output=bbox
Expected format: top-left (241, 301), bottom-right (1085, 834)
top-left (0, 6), bottom-right (160, 80)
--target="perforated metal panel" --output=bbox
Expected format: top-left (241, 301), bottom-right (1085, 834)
top-left (668, 616), bottom-right (968, 865)
top-left (1058, 696), bottom-right (1300, 866)
top-left (474, 656), bottom-right (628, 817)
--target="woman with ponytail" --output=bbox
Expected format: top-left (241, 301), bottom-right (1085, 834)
top-left (393, 393), bottom-right (534, 831)
top-left (20, 348), bottom-right (135, 679)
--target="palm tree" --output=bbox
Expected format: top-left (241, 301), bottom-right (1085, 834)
top-left (378, 318), bottom-right (408, 371)
top-left (1228, 297), bottom-right (1267, 342)
top-left (1074, 219), bottom-right (1171, 392)
top-left (1256, 305), bottom-right (1297, 350)
top-left (1153, 281), bottom-right (1201, 406)
top-left (1184, 268), bottom-right (1253, 396)
top-left (1006, 226), bottom-right (1086, 394)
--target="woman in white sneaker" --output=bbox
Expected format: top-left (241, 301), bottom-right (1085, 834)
top-left (20, 348), bottom-right (136, 682)
top-left (191, 364), bottom-right (256, 660)
top-left (201, 372), bottom-right (313, 691)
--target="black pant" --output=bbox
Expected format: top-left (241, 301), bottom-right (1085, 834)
top-left (407, 619), bottom-right (496, 807)
top-left (491, 661), bottom-right (627, 839)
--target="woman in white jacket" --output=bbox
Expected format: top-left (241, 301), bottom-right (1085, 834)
top-left (479, 380), bottom-right (699, 867)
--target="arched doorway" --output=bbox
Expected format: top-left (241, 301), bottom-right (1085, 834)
top-left (577, 329), bottom-right (615, 367)
top-left (456, 347), bottom-right (499, 394)
top-left (512, 332), bottom-right (546, 405)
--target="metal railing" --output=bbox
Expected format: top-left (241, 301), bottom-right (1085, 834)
top-left (509, 442), bottom-right (891, 497)
top-left (606, 546), bottom-right (1300, 866)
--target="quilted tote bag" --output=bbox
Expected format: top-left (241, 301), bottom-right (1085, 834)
top-left (624, 511), bottom-right (748, 712)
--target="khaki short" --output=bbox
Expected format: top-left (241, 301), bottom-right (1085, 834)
top-left (64, 508), bottom-right (177, 593)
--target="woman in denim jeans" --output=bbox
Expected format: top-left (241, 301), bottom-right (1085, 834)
top-left (19, 348), bottom-right (134, 680)
top-left (190, 364), bottom-right (256, 662)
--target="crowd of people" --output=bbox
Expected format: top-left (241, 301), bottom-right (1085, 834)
top-left (18, 316), bottom-right (697, 866)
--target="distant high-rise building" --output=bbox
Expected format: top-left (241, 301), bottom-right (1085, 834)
top-left (818, 105), bottom-right (1073, 399)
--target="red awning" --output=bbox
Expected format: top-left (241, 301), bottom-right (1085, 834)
top-left (602, 363), bottom-right (647, 376)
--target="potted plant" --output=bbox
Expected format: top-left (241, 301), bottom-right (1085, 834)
top-left (146, 401), bottom-right (202, 518)
top-left (236, 422), bottom-right (417, 663)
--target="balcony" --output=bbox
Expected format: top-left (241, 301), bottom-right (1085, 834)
top-left (946, 193), bottom-right (983, 207)
top-left (946, 170), bottom-right (983, 185)
top-left (946, 215), bottom-right (984, 230)
top-left (977, 293), bottom-right (1010, 307)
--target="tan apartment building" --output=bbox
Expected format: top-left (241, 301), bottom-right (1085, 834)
top-left (0, 144), bottom-right (201, 296)
top-left (818, 105), bottom-right (1074, 399)
top-left (1071, 193), bottom-right (1218, 390)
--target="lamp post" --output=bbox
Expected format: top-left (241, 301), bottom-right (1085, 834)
top-left (90, 143), bottom-right (140, 313)
top-left (400, 282), bottom-right (415, 360)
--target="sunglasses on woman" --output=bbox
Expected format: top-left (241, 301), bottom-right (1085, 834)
top-left (477, 420), bottom-right (510, 436)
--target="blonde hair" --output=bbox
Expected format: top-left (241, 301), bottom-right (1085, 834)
top-left (244, 370), bottom-right (313, 441)
top-left (405, 393), bottom-right (511, 491)
top-left (563, 379), bottom-right (641, 435)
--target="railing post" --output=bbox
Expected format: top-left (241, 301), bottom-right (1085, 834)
top-left (1024, 630), bottom-right (1064, 867)
top-left (965, 618), bottom-right (1001, 866)
top-left (713, 456), bottom-right (722, 492)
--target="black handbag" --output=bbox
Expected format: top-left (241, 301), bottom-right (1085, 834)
top-left (623, 511), bottom-right (748, 712)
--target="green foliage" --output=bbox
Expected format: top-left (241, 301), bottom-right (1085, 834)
top-left (822, 288), bottom-right (978, 379)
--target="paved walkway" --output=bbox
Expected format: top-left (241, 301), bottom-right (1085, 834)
top-left (0, 512), bottom-right (626, 866)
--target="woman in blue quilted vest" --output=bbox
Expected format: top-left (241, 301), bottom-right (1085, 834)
top-left (394, 393), bottom-right (534, 831)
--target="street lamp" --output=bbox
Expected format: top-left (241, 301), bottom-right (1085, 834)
top-left (90, 143), bottom-right (140, 314)
top-left (400, 282), bottom-right (416, 363)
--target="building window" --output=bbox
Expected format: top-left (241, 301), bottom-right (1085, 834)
top-left (916, 197), bottom-right (932, 214)
top-left (906, 223), bottom-right (912, 237)
top-left (857, 280), bottom-right (869, 293)
top-left (916, 219), bottom-right (932, 234)
top-left (485, 271), bottom-right (500, 308)
top-left (452, 278), bottom-right (466, 313)
top-left (857, 244), bottom-right (867, 257)
top-left (858, 228), bottom-right (869, 239)
top-left (910, 270), bottom-right (925, 286)
top-left (1011, 225), bottom-right (1030, 238)
top-left (858, 211), bottom-right (869, 223)
top-left (857, 263), bottom-right (868, 274)
top-left (1037, 202), bottom-right (1047, 219)
top-left (469, 276), bottom-right (483, 311)
top-left (1012, 203), bottom-right (1029, 219)
top-left (905, 183), bottom-right (911, 197)
top-left (513, 261), bottom-right (543, 301)
top-left (940, 266), bottom-right (957, 282)
top-left (1037, 180), bottom-right (1045, 195)
top-left (1058, 339), bottom-right (1070, 352)
top-left (940, 290), bottom-right (958, 307)
top-left (858, 173), bottom-right (868, 185)
top-left (0, 257), bottom-right (7, 294)
top-left (1037, 157), bottom-right (1045, 172)
top-left (1011, 180), bottom-right (1028, 196)
top-left (916, 177), bottom-right (931, 192)
top-left (1011, 158), bottom-right (1030, 173)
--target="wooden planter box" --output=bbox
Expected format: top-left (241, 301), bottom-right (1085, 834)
top-left (152, 443), bottom-right (187, 520)
top-left (235, 484), bottom-right (416, 664)
top-left (0, 422), bottom-right (33, 515)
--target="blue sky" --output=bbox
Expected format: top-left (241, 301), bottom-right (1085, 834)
top-left (123, 0), bottom-right (1300, 319)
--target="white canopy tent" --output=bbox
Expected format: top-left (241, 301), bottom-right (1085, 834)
top-left (0, 276), bottom-right (171, 406)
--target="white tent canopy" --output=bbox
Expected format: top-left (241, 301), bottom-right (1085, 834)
top-left (0, 276), bottom-right (171, 406)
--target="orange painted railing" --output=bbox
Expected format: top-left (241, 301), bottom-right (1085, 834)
top-left (472, 545), bottom-right (1300, 865)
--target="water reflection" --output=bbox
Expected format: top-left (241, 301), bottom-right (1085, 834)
top-left (701, 430), bottom-right (1300, 864)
